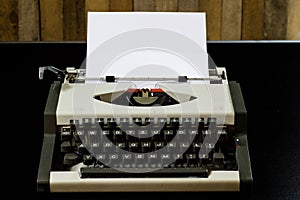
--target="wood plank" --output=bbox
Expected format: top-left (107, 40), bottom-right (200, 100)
top-left (199, 0), bottom-right (222, 40)
top-left (221, 0), bottom-right (242, 40)
top-left (0, 0), bottom-right (18, 41)
top-left (18, 0), bottom-right (40, 41)
top-left (156, 0), bottom-right (177, 11)
top-left (242, 0), bottom-right (265, 40)
top-left (178, 0), bottom-right (198, 12)
top-left (134, 0), bottom-right (156, 11)
top-left (264, 0), bottom-right (288, 40)
top-left (287, 0), bottom-right (300, 40)
top-left (85, 0), bottom-right (109, 12)
top-left (40, 0), bottom-right (63, 41)
top-left (63, 0), bottom-right (86, 41)
top-left (85, 0), bottom-right (109, 36)
top-left (109, 0), bottom-right (133, 11)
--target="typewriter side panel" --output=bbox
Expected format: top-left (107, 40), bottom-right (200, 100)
top-left (37, 81), bottom-right (61, 192)
top-left (37, 134), bottom-right (56, 192)
top-left (229, 81), bottom-right (253, 192)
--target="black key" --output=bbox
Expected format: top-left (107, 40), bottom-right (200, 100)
top-left (182, 117), bottom-right (192, 127)
top-left (101, 130), bottom-right (110, 136)
top-left (161, 153), bottom-right (171, 166)
top-left (116, 142), bottom-right (126, 151)
top-left (82, 118), bottom-right (92, 125)
top-left (60, 132), bottom-right (72, 141)
top-left (197, 118), bottom-right (205, 128)
top-left (170, 118), bottom-right (179, 128)
top-left (78, 143), bottom-right (89, 154)
top-left (95, 118), bottom-right (104, 127)
top-left (88, 129), bottom-right (98, 142)
top-left (128, 142), bottom-right (140, 152)
top-left (122, 154), bottom-right (133, 166)
top-left (109, 154), bottom-right (120, 166)
top-left (185, 154), bottom-right (199, 167)
top-left (148, 153), bottom-right (158, 167)
top-left (135, 154), bottom-right (146, 167)
top-left (96, 154), bottom-right (107, 165)
top-left (61, 141), bottom-right (72, 152)
top-left (215, 129), bottom-right (227, 151)
top-left (145, 118), bottom-right (154, 126)
top-left (192, 142), bottom-right (202, 152)
top-left (177, 130), bottom-right (187, 135)
top-left (103, 142), bottom-right (114, 153)
top-left (141, 142), bottom-right (152, 153)
top-left (179, 142), bottom-right (190, 152)
top-left (150, 129), bottom-right (161, 141)
top-left (207, 118), bottom-right (217, 130)
top-left (113, 129), bottom-right (124, 142)
top-left (80, 167), bottom-right (209, 178)
top-left (70, 119), bottom-right (79, 128)
top-left (203, 130), bottom-right (217, 143)
top-left (213, 152), bottom-right (225, 166)
top-left (101, 129), bottom-right (111, 141)
top-left (174, 154), bottom-right (184, 167)
top-left (125, 129), bottom-right (137, 141)
top-left (107, 118), bottom-right (116, 128)
top-left (158, 118), bottom-right (167, 127)
top-left (189, 129), bottom-right (199, 142)
top-left (218, 129), bottom-right (227, 137)
top-left (167, 142), bottom-right (177, 152)
top-left (176, 129), bottom-right (187, 142)
top-left (151, 129), bottom-right (160, 136)
top-left (133, 118), bottom-right (142, 126)
top-left (74, 129), bottom-right (85, 143)
top-left (163, 130), bottom-right (175, 141)
top-left (90, 143), bottom-right (100, 154)
top-left (202, 130), bottom-right (211, 139)
top-left (119, 118), bottom-right (129, 128)
top-left (197, 118), bottom-right (205, 142)
top-left (83, 154), bottom-right (95, 166)
top-left (154, 141), bottom-right (164, 150)
top-left (199, 154), bottom-right (210, 165)
top-left (137, 129), bottom-right (149, 138)
top-left (60, 127), bottom-right (72, 141)
top-left (204, 143), bottom-right (215, 150)
top-left (63, 153), bottom-right (81, 166)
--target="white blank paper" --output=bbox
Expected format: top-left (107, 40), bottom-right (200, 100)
top-left (86, 12), bottom-right (209, 80)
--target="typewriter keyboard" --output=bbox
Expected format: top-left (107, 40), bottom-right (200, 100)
top-left (58, 118), bottom-right (237, 178)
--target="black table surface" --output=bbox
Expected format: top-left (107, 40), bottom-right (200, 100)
top-left (1, 41), bottom-right (299, 199)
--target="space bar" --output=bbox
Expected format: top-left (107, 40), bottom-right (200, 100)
top-left (80, 167), bottom-right (209, 178)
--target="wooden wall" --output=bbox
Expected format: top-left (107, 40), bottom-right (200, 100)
top-left (0, 0), bottom-right (299, 41)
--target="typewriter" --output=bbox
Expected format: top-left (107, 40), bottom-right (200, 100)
top-left (37, 63), bottom-right (253, 192)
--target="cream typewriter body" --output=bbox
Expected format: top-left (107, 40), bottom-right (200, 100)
top-left (37, 66), bottom-right (252, 192)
